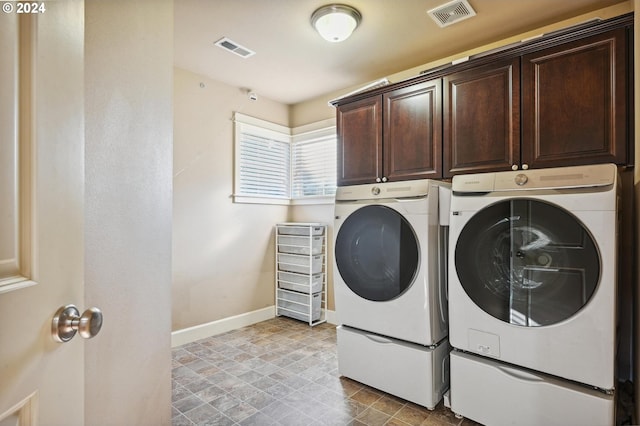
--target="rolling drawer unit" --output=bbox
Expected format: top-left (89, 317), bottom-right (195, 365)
top-left (275, 223), bottom-right (327, 326)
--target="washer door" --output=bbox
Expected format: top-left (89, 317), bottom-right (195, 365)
top-left (455, 199), bottom-right (600, 327)
top-left (335, 205), bottom-right (419, 302)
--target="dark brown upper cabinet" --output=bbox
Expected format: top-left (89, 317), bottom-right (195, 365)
top-left (333, 14), bottom-right (632, 183)
top-left (336, 96), bottom-right (382, 186)
top-left (443, 58), bottom-right (520, 178)
top-left (337, 79), bottom-right (442, 186)
top-left (521, 28), bottom-right (628, 169)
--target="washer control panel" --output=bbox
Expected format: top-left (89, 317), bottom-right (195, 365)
top-left (514, 173), bottom-right (528, 186)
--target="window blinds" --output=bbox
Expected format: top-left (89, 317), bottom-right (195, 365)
top-left (235, 112), bottom-right (336, 202)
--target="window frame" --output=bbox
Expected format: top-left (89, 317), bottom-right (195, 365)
top-left (233, 113), bottom-right (336, 205)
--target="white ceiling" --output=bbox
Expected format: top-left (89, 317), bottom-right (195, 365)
top-left (174, 0), bottom-right (628, 105)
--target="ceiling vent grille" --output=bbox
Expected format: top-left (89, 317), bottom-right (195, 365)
top-left (214, 37), bottom-right (256, 58)
top-left (428, 0), bottom-right (476, 28)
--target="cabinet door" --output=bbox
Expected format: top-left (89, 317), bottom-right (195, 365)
top-left (522, 28), bottom-right (628, 168)
top-left (443, 58), bottom-right (520, 177)
top-left (383, 79), bottom-right (442, 181)
top-left (336, 96), bottom-right (382, 186)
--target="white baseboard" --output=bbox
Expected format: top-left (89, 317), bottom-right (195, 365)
top-left (171, 306), bottom-right (338, 347)
top-left (325, 309), bottom-right (338, 325)
top-left (171, 306), bottom-right (275, 347)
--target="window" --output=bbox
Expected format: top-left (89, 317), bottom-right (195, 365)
top-left (234, 113), bottom-right (336, 204)
top-left (235, 118), bottom-right (290, 200)
top-left (292, 127), bottom-right (337, 199)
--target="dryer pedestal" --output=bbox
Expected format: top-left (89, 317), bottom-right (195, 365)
top-left (337, 325), bottom-right (450, 410)
top-left (450, 351), bottom-right (615, 426)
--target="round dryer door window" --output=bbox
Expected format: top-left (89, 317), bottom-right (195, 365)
top-left (455, 199), bottom-right (600, 327)
top-left (335, 205), bottom-right (419, 302)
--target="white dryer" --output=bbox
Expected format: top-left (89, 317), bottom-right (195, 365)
top-left (447, 164), bottom-right (618, 425)
top-left (334, 179), bottom-right (450, 346)
top-left (334, 179), bottom-right (451, 409)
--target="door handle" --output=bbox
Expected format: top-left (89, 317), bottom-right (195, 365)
top-left (51, 304), bottom-right (103, 342)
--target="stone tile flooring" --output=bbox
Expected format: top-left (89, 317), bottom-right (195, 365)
top-left (171, 317), bottom-right (479, 426)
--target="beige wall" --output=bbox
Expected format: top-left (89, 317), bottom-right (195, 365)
top-left (290, 204), bottom-right (336, 310)
top-left (84, 0), bottom-right (174, 423)
top-left (173, 68), bottom-right (290, 331)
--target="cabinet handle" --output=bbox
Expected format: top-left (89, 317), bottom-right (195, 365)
top-left (375, 177), bottom-right (381, 183)
top-left (511, 164), bottom-right (518, 171)
top-left (521, 164), bottom-right (529, 170)
top-left (381, 177), bottom-right (388, 182)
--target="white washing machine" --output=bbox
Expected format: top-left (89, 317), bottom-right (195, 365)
top-left (447, 164), bottom-right (618, 425)
top-left (334, 179), bottom-right (451, 409)
top-left (334, 179), bottom-right (450, 346)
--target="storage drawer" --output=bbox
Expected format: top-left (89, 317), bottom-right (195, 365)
top-left (277, 253), bottom-right (322, 274)
top-left (337, 325), bottom-right (450, 410)
top-left (277, 235), bottom-right (323, 255)
top-left (277, 289), bottom-right (321, 322)
top-left (450, 351), bottom-right (614, 426)
top-left (277, 225), bottom-right (324, 236)
top-left (277, 271), bottom-right (324, 294)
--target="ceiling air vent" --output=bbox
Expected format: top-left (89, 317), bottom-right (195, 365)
top-left (428, 0), bottom-right (476, 28)
top-left (214, 37), bottom-right (256, 58)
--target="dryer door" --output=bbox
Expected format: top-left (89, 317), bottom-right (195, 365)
top-left (455, 199), bottom-right (600, 327)
top-left (335, 205), bottom-right (419, 302)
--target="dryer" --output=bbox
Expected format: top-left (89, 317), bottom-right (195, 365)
top-left (447, 164), bottom-right (618, 425)
top-left (334, 179), bottom-right (451, 409)
top-left (334, 179), bottom-right (450, 346)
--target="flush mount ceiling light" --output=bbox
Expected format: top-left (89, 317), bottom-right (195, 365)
top-left (311, 4), bottom-right (362, 43)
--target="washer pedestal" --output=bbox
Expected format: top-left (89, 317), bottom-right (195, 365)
top-left (450, 350), bottom-right (615, 426)
top-left (337, 325), bottom-right (449, 410)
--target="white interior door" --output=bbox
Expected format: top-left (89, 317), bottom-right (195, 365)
top-left (0, 3), bottom-right (86, 424)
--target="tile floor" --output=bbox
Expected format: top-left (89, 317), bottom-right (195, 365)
top-left (171, 317), bottom-right (479, 426)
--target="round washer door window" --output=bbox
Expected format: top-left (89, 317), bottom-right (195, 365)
top-left (455, 199), bottom-right (600, 327)
top-left (335, 205), bottom-right (419, 302)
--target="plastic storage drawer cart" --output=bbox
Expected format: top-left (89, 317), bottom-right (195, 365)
top-left (275, 223), bottom-right (327, 326)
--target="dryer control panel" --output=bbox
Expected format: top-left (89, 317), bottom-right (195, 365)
top-left (452, 163), bottom-right (616, 193)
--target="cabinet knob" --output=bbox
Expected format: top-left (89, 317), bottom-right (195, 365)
top-left (381, 177), bottom-right (388, 182)
top-left (521, 164), bottom-right (529, 170)
top-left (375, 177), bottom-right (381, 183)
top-left (511, 164), bottom-right (518, 171)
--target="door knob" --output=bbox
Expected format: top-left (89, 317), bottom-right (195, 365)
top-left (51, 304), bottom-right (103, 342)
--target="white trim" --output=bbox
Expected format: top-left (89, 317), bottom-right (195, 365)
top-left (171, 306), bottom-right (275, 347)
top-left (290, 196), bottom-right (335, 205)
top-left (0, 277), bottom-right (37, 295)
top-left (232, 195), bottom-right (291, 205)
top-left (325, 309), bottom-right (338, 325)
top-left (0, 391), bottom-right (38, 426)
top-left (291, 118), bottom-right (336, 136)
top-left (171, 308), bottom-right (338, 347)
top-left (234, 112), bottom-right (291, 135)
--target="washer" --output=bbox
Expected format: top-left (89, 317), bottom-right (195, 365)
top-left (333, 179), bottom-right (450, 346)
top-left (448, 164), bottom-right (618, 425)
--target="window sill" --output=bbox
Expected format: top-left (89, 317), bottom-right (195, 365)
top-left (233, 195), bottom-right (290, 205)
top-left (232, 195), bottom-right (335, 206)
top-left (291, 196), bottom-right (335, 206)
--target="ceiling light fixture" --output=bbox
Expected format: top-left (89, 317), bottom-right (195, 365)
top-left (311, 4), bottom-right (362, 43)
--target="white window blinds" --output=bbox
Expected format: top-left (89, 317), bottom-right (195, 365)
top-left (235, 114), bottom-right (290, 200)
top-left (234, 113), bottom-right (336, 204)
top-left (292, 129), bottom-right (337, 198)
